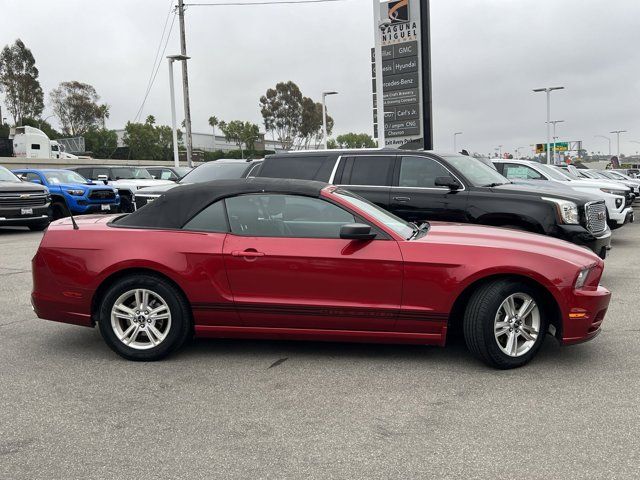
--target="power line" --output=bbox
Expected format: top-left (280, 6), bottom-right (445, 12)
top-left (134, 0), bottom-right (176, 122)
top-left (184, 0), bottom-right (345, 6)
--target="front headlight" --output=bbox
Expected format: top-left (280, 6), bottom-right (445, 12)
top-left (600, 188), bottom-right (627, 196)
top-left (66, 189), bottom-right (85, 196)
top-left (574, 267), bottom-right (592, 289)
top-left (542, 197), bottom-right (579, 224)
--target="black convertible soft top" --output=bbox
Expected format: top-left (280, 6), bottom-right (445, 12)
top-left (114, 177), bottom-right (328, 229)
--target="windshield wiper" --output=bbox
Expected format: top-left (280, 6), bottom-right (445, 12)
top-left (482, 182), bottom-right (506, 188)
top-left (408, 222), bottom-right (430, 240)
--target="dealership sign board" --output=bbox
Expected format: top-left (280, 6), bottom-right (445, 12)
top-left (372, 0), bottom-right (425, 149)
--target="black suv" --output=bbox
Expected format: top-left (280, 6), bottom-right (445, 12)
top-left (0, 166), bottom-right (50, 231)
top-left (256, 150), bottom-right (611, 258)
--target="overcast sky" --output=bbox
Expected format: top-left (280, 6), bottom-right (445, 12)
top-left (2, 0), bottom-right (640, 155)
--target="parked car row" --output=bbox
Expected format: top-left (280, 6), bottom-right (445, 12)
top-left (0, 164), bottom-right (193, 230)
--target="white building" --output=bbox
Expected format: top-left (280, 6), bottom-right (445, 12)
top-left (114, 129), bottom-right (281, 153)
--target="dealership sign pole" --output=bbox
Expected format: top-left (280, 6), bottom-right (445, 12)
top-left (373, 0), bottom-right (432, 150)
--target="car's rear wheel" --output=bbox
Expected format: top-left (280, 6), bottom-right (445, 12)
top-left (463, 279), bottom-right (548, 369)
top-left (98, 274), bottom-right (191, 361)
top-left (50, 201), bottom-right (70, 220)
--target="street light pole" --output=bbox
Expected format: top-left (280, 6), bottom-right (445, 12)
top-left (610, 130), bottom-right (627, 157)
top-left (533, 86), bottom-right (564, 164)
top-left (595, 135), bottom-right (611, 156)
top-left (547, 120), bottom-right (564, 164)
top-left (453, 132), bottom-right (462, 153)
top-left (167, 54), bottom-right (190, 168)
top-left (322, 91), bottom-right (338, 150)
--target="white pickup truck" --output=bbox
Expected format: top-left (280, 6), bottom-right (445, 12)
top-left (67, 166), bottom-right (174, 212)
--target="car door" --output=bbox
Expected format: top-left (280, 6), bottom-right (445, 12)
top-left (333, 154), bottom-right (395, 211)
top-left (222, 193), bottom-right (403, 332)
top-left (389, 155), bottom-right (469, 222)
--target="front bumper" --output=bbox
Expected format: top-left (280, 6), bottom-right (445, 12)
top-left (556, 224), bottom-right (612, 260)
top-left (0, 205), bottom-right (50, 226)
top-left (609, 207), bottom-right (634, 226)
top-left (561, 285), bottom-right (611, 345)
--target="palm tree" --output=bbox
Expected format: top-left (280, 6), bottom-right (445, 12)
top-left (208, 116), bottom-right (219, 151)
top-left (98, 104), bottom-right (110, 130)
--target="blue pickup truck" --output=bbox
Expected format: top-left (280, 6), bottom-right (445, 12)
top-left (13, 169), bottom-right (120, 219)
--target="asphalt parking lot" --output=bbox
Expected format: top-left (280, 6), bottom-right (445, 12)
top-left (1, 224), bottom-right (639, 480)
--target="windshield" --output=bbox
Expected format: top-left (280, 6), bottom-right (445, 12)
top-left (0, 166), bottom-right (19, 182)
top-left (536, 163), bottom-right (571, 181)
top-left (180, 162), bottom-right (249, 183)
top-left (44, 170), bottom-right (88, 184)
top-left (174, 167), bottom-right (192, 178)
top-left (335, 189), bottom-right (416, 239)
top-left (440, 154), bottom-right (509, 187)
top-left (551, 166), bottom-right (580, 180)
top-left (111, 167), bottom-right (152, 180)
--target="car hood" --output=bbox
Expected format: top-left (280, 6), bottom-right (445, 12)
top-left (415, 222), bottom-right (600, 268)
top-left (56, 182), bottom-right (115, 192)
top-left (490, 182), bottom-right (597, 204)
top-left (136, 183), bottom-right (182, 195)
top-left (0, 181), bottom-right (48, 194)
top-left (567, 179), bottom-right (630, 192)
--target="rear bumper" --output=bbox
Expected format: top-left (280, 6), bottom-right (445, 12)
top-left (31, 251), bottom-right (93, 327)
top-left (561, 285), bottom-right (611, 345)
top-left (556, 224), bottom-right (611, 259)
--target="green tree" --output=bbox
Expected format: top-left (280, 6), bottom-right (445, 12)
top-left (50, 81), bottom-right (103, 136)
top-left (259, 81), bottom-right (303, 149)
top-left (97, 104), bottom-right (110, 129)
top-left (84, 128), bottom-right (117, 158)
top-left (123, 115), bottom-right (179, 160)
top-left (297, 97), bottom-right (333, 149)
top-left (334, 133), bottom-right (376, 149)
top-left (219, 120), bottom-right (261, 157)
top-left (0, 39), bottom-right (44, 124)
top-left (208, 115), bottom-right (219, 149)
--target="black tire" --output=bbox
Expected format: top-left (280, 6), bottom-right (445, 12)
top-left (119, 195), bottom-right (135, 213)
top-left (97, 274), bottom-right (191, 361)
top-left (50, 202), bottom-right (70, 220)
top-left (28, 221), bottom-right (49, 231)
top-left (463, 279), bottom-right (548, 369)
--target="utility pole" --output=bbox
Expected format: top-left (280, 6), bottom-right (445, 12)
top-left (610, 130), bottom-right (626, 157)
top-left (177, 0), bottom-right (193, 167)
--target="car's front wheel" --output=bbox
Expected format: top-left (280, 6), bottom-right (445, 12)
top-left (463, 279), bottom-right (548, 369)
top-left (98, 274), bottom-right (191, 361)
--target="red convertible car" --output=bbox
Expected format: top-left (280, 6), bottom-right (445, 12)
top-left (32, 178), bottom-right (611, 368)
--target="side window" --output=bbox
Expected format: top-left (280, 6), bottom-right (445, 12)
top-left (225, 194), bottom-right (355, 238)
top-left (31, 144), bottom-right (41, 150)
top-left (75, 168), bottom-right (92, 179)
top-left (346, 156), bottom-right (394, 186)
top-left (25, 172), bottom-right (41, 183)
top-left (161, 170), bottom-right (176, 180)
top-left (503, 164), bottom-right (543, 180)
top-left (182, 201), bottom-right (228, 232)
top-left (398, 156), bottom-right (451, 188)
top-left (259, 156), bottom-right (327, 181)
top-left (94, 168), bottom-right (110, 179)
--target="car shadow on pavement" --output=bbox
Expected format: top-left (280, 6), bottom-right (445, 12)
top-left (44, 325), bottom-right (604, 372)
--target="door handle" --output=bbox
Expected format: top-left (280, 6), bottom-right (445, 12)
top-left (393, 196), bottom-right (411, 202)
top-left (231, 249), bottom-right (265, 258)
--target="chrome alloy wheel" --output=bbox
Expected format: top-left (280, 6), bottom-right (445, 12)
top-left (110, 289), bottom-right (172, 350)
top-left (494, 293), bottom-right (541, 357)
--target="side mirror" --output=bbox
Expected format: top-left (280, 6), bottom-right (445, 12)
top-left (340, 223), bottom-right (377, 241)
top-left (97, 174), bottom-right (109, 184)
top-left (30, 179), bottom-right (42, 185)
top-left (435, 176), bottom-right (461, 190)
